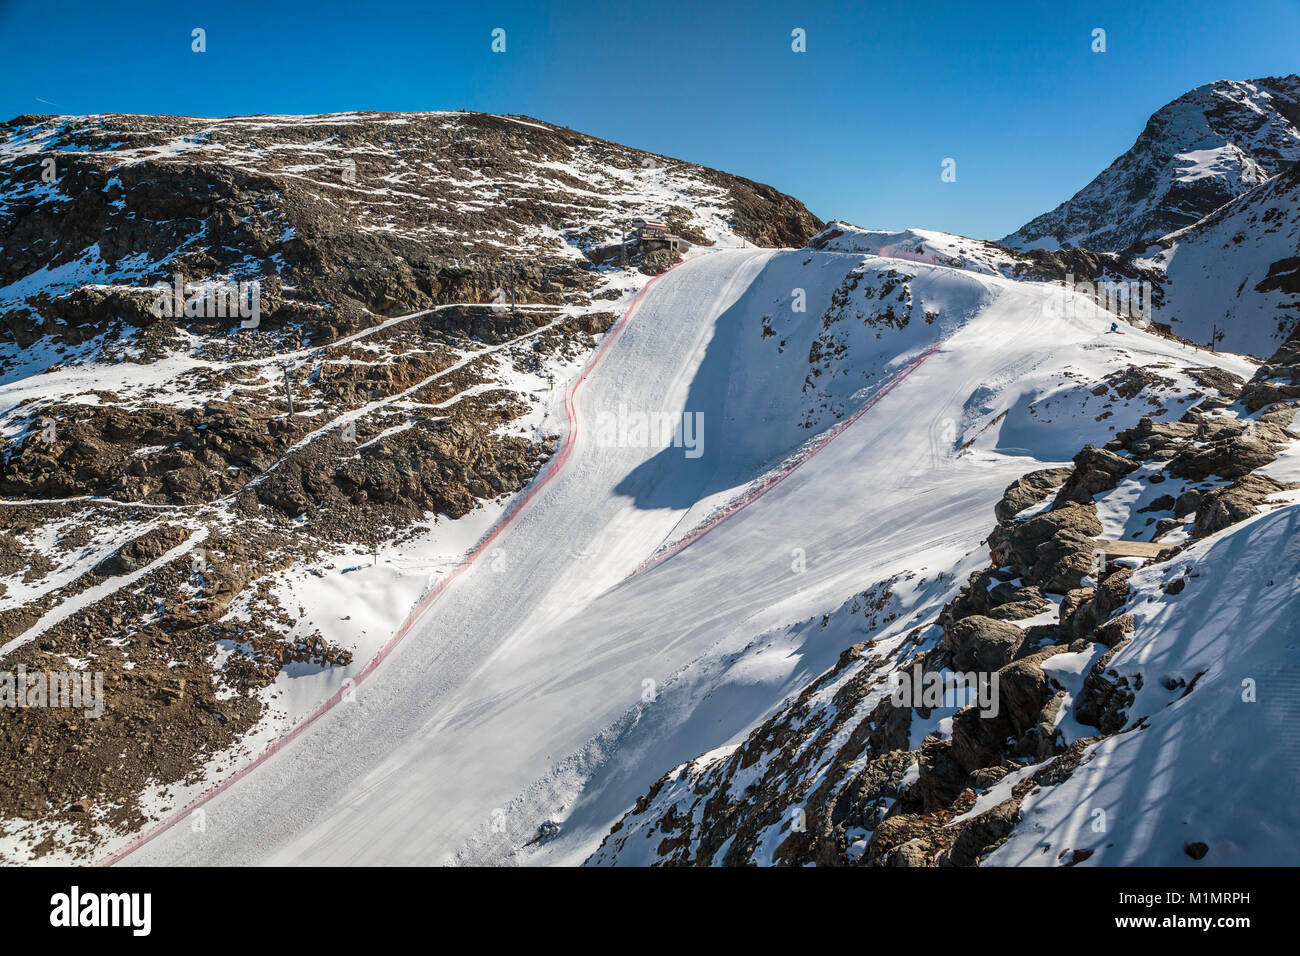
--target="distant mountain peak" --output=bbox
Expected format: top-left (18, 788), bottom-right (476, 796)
top-left (1002, 74), bottom-right (1300, 252)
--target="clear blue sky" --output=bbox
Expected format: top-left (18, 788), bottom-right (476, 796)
top-left (1, 0), bottom-right (1297, 239)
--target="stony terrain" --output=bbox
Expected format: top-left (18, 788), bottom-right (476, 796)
top-left (0, 111), bottom-right (818, 349)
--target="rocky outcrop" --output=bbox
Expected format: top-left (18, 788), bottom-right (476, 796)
top-left (942, 616), bottom-right (1026, 671)
top-left (993, 466), bottom-right (1073, 521)
top-left (1167, 419), bottom-right (1290, 480)
top-left (987, 501), bottom-right (1101, 594)
top-left (1052, 446), bottom-right (1140, 506)
top-left (1193, 473), bottom-right (1292, 536)
top-left (1240, 337), bottom-right (1300, 410)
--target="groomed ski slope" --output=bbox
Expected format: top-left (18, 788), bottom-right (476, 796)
top-left (120, 245), bottom-right (1252, 866)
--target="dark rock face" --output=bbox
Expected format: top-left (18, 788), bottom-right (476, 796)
top-left (1060, 567), bottom-right (1133, 640)
top-left (1004, 245), bottom-right (1148, 284)
top-left (1002, 75), bottom-right (1300, 251)
top-left (722, 176), bottom-right (823, 248)
top-left (943, 797), bottom-right (1021, 867)
top-left (0, 401), bottom-right (304, 502)
top-left (1075, 639), bottom-right (1137, 735)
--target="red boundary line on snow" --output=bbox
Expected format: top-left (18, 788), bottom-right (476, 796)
top-left (98, 264), bottom-right (681, 867)
top-left (624, 339), bottom-right (943, 581)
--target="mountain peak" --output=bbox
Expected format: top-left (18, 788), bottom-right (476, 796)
top-left (1002, 74), bottom-right (1300, 252)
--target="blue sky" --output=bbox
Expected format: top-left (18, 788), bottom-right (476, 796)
top-left (1, 0), bottom-right (1297, 239)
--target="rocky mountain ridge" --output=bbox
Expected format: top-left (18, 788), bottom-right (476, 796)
top-left (1002, 75), bottom-right (1300, 252)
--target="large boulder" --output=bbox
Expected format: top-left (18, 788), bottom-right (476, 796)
top-left (997, 654), bottom-right (1059, 735)
top-left (1239, 337), bottom-right (1300, 411)
top-left (1032, 529), bottom-right (1097, 593)
top-left (942, 797), bottom-right (1021, 867)
top-left (1168, 422), bottom-right (1289, 480)
top-left (988, 502), bottom-right (1102, 570)
top-left (994, 467), bottom-right (1073, 522)
top-left (1061, 568), bottom-right (1133, 639)
top-left (1053, 445), bottom-right (1141, 507)
top-left (942, 615), bottom-right (1026, 671)
top-left (1109, 417), bottom-right (1197, 459)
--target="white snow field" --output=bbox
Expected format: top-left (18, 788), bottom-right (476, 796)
top-left (116, 243), bottom-right (1252, 866)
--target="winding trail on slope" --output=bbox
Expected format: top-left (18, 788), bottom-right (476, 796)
top-left (98, 262), bottom-right (680, 865)
top-left (112, 247), bottom-right (1194, 866)
top-left (112, 249), bottom-right (774, 865)
top-left (106, 250), bottom-right (1052, 864)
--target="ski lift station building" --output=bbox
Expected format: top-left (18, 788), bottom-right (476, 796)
top-left (631, 219), bottom-right (690, 253)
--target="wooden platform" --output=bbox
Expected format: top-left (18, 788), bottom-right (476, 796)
top-left (1093, 538), bottom-right (1167, 559)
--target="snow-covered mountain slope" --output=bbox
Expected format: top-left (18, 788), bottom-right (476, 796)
top-left (810, 221), bottom-right (1156, 306)
top-left (588, 328), bottom-right (1297, 867)
top-left (1141, 160), bottom-right (1300, 356)
top-left (1002, 76), bottom-right (1300, 252)
top-left (819, 149), bottom-right (1300, 360)
top-left (2, 97), bottom-right (1290, 868)
top-left (0, 110), bottom-right (823, 858)
top-left (97, 237), bottom-right (1257, 867)
top-left (809, 224), bottom-right (1024, 276)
